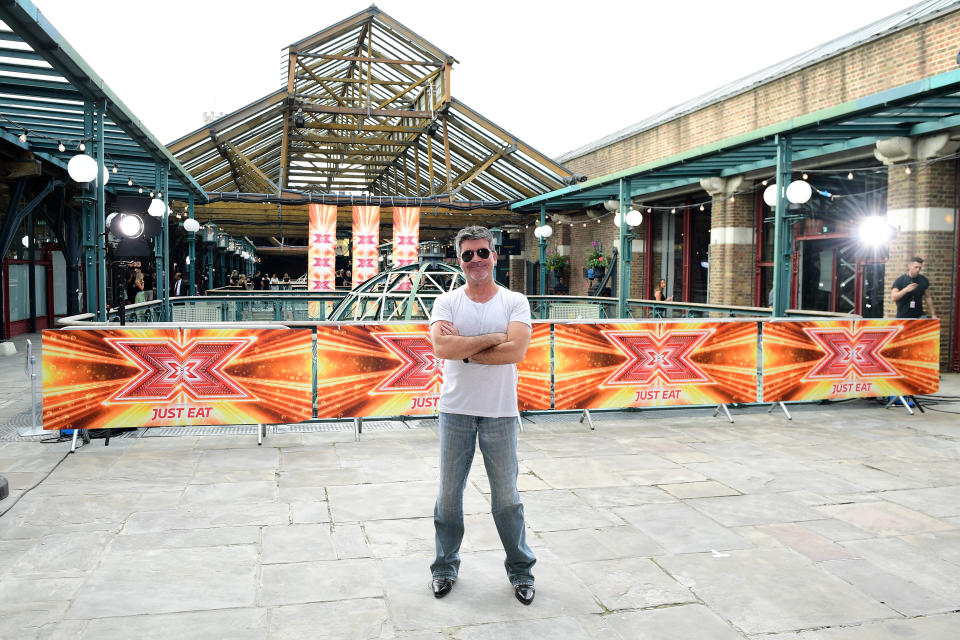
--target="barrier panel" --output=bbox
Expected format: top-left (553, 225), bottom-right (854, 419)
top-left (762, 319), bottom-right (940, 401)
top-left (42, 327), bottom-right (313, 430)
top-left (314, 322), bottom-right (551, 418)
top-left (553, 320), bottom-right (759, 409)
top-left (41, 318), bottom-right (941, 434)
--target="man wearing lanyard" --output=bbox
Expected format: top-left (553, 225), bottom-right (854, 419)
top-left (891, 257), bottom-right (936, 319)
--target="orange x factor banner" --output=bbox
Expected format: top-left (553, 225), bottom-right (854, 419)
top-left (315, 323), bottom-right (549, 418)
top-left (762, 319), bottom-right (940, 401)
top-left (308, 203), bottom-right (337, 318)
top-left (42, 328), bottom-right (313, 430)
top-left (553, 321), bottom-right (758, 409)
top-left (391, 206), bottom-right (420, 291)
top-left (352, 205), bottom-right (380, 287)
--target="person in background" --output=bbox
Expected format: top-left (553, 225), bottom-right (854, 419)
top-left (171, 272), bottom-right (184, 297)
top-left (281, 273), bottom-right (291, 290)
top-left (654, 278), bottom-right (673, 301)
top-left (132, 270), bottom-right (146, 304)
top-left (891, 256), bottom-right (936, 318)
top-left (270, 273), bottom-right (280, 289)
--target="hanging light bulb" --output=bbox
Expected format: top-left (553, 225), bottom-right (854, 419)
top-left (847, 172), bottom-right (854, 180)
top-left (127, 178), bottom-right (133, 186)
top-left (646, 208), bottom-right (652, 214)
top-left (18, 132), bottom-right (27, 143)
top-left (78, 142), bottom-right (85, 151)
top-left (670, 208), bottom-right (676, 214)
top-left (802, 172), bottom-right (808, 180)
top-left (905, 166), bottom-right (912, 175)
top-left (761, 179), bottom-right (768, 186)
top-left (138, 187), bottom-right (143, 194)
top-left (728, 195), bottom-right (735, 203)
top-left (149, 191), bottom-right (154, 198)
top-left (57, 141), bottom-right (65, 152)
top-left (699, 204), bottom-right (705, 211)
top-left (112, 165), bottom-right (118, 174)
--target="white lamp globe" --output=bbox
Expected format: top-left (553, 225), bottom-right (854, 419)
top-left (67, 154), bottom-right (98, 182)
top-left (763, 184), bottom-right (778, 207)
top-left (533, 226), bottom-right (543, 238)
top-left (147, 198), bottom-right (166, 217)
top-left (119, 214), bottom-right (143, 238)
top-left (625, 208), bottom-right (643, 227)
top-left (540, 224), bottom-right (553, 238)
top-left (101, 165), bottom-right (110, 186)
top-left (613, 211), bottom-right (622, 228)
top-left (182, 218), bottom-right (201, 233)
top-left (786, 180), bottom-right (812, 204)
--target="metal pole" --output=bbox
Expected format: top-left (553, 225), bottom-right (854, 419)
top-left (188, 194), bottom-right (196, 295)
top-left (162, 163), bottom-right (170, 320)
top-left (617, 178), bottom-right (632, 318)
top-left (538, 203), bottom-right (547, 296)
top-left (95, 99), bottom-right (107, 322)
top-left (773, 135), bottom-right (792, 317)
top-left (82, 100), bottom-right (96, 315)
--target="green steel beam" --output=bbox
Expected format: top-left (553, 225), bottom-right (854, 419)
top-left (772, 135), bottom-right (791, 317)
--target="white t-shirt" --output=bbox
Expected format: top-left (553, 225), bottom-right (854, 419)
top-left (430, 286), bottom-right (532, 417)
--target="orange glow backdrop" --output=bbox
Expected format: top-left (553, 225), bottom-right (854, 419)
top-left (315, 323), bottom-right (549, 418)
top-left (42, 328), bottom-right (313, 430)
top-left (553, 321), bottom-right (758, 409)
top-left (762, 319), bottom-right (940, 401)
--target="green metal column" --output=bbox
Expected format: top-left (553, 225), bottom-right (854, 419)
top-left (617, 178), bottom-right (632, 318)
top-left (538, 203), bottom-right (547, 296)
top-left (206, 243), bottom-right (214, 291)
top-left (161, 163), bottom-right (170, 319)
top-left (82, 101), bottom-right (96, 315)
top-left (94, 99), bottom-right (107, 321)
top-left (772, 135), bottom-right (792, 317)
top-left (187, 194), bottom-right (196, 295)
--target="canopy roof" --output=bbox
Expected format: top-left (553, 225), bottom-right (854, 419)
top-left (0, 0), bottom-right (206, 201)
top-left (169, 6), bottom-right (577, 209)
top-left (513, 69), bottom-right (960, 212)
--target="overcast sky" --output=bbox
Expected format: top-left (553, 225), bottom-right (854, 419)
top-left (32, 0), bottom-right (918, 158)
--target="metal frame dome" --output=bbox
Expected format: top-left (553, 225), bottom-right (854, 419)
top-left (329, 261), bottom-right (467, 321)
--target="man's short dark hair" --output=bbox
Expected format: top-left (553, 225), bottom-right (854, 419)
top-left (454, 226), bottom-right (496, 255)
top-left (909, 257), bottom-right (924, 265)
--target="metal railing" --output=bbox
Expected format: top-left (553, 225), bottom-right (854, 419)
top-left (57, 291), bottom-right (857, 326)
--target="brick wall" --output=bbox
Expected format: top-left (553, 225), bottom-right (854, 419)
top-left (883, 161), bottom-right (956, 368)
top-left (563, 12), bottom-right (960, 178)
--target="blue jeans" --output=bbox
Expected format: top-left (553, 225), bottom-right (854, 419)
top-left (431, 412), bottom-right (536, 585)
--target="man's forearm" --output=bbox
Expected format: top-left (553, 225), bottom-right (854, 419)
top-left (433, 332), bottom-right (505, 360)
top-left (467, 339), bottom-right (527, 365)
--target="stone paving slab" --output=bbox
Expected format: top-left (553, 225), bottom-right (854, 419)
top-left (0, 334), bottom-right (958, 639)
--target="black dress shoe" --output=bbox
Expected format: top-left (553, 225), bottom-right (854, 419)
top-left (514, 583), bottom-right (535, 605)
top-left (431, 578), bottom-right (454, 598)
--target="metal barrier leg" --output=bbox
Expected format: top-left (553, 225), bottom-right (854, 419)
top-left (354, 417), bottom-right (362, 441)
top-left (70, 429), bottom-right (89, 452)
top-left (517, 415), bottom-right (524, 434)
top-left (714, 403), bottom-right (734, 423)
top-left (579, 409), bottom-right (595, 431)
top-left (767, 402), bottom-right (792, 420)
top-left (897, 395), bottom-right (915, 416)
top-left (257, 423), bottom-right (264, 446)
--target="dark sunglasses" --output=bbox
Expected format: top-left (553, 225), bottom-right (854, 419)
top-left (460, 248), bottom-right (491, 262)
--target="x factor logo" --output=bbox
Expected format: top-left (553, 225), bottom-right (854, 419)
top-left (802, 325), bottom-right (900, 379)
top-left (104, 336), bottom-right (256, 403)
top-left (371, 333), bottom-right (442, 393)
top-left (601, 327), bottom-right (713, 386)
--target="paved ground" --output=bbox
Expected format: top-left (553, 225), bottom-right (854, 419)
top-left (1, 331), bottom-right (959, 639)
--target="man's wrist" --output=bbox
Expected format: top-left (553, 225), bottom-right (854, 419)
top-left (463, 357), bottom-right (469, 363)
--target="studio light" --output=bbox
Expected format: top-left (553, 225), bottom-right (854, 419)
top-left (857, 216), bottom-right (895, 247)
top-left (118, 214), bottom-right (144, 238)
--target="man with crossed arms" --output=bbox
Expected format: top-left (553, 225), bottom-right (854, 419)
top-left (428, 225), bottom-right (536, 605)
